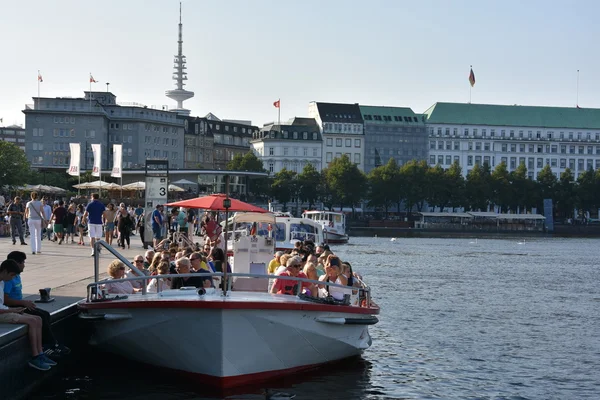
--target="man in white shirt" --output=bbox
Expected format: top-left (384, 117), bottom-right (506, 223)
top-left (41, 198), bottom-right (53, 241)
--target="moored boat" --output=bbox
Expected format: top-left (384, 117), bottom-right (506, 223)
top-left (302, 210), bottom-right (349, 244)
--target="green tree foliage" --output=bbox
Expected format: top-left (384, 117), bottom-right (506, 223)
top-left (509, 162), bottom-right (538, 213)
top-left (465, 163), bottom-right (491, 211)
top-left (367, 158), bottom-right (399, 215)
top-left (575, 168), bottom-right (598, 211)
top-left (271, 168), bottom-right (298, 211)
top-left (398, 160), bottom-right (428, 212)
top-left (297, 163), bottom-right (321, 209)
top-left (491, 162), bottom-right (511, 212)
top-left (0, 142), bottom-right (31, 188)
top-left (425, 164), bottom-right (449, 211)
top-left (323, 155), bottom-right (367, 212)
top-left (555, 168), bottom-right (576, 219)
top-left (226, 151), bottom-right (265, 172)
top-left (445, 161), bottom-right (465, 211)
top-left (536, 164), bottom-right (557, 210)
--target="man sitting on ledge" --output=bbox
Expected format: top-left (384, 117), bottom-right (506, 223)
top-left (3, 251), bottom-right (70, 358)
top-left (0, 259), bottom-right (56, 371)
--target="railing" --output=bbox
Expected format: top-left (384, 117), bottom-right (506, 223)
top-left (85, 270), bottom-right (373, 308)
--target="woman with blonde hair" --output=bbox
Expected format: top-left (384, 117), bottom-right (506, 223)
top-left (102, 260), bottom-right (139, 294)
top-left (148, 252), bottom-right (163, 274)
top-left (24, 192), bottom-right (43, 255)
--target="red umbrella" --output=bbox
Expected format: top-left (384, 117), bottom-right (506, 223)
top-left (165, 194), bottom-right (268, 213)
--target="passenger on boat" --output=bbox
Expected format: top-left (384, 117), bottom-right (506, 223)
top-left (127, 256), bottom-right (151, 289)
top-left (268, 251), bottom-right (284, 275)
top-left (144, 250), bottom-right (155, 268)
top-left (146, 261), bottom-right (172, 293)
top-left (190, 251), bottom-right (210, 272)
top-left (274, 253), bottom-right (292, 275)
top-left (318, 256), bottom-right (350, 300)
top-left (303, 261), bottom-right (319, 282)
top-left (103, 260), bottom-right (140, 294)
top-left (270, 256), bottom-right (315, 297)
top-left (171, 257), bottom-right (206, 289)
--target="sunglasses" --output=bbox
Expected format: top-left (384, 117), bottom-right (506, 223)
top-left (134, 260), bottom-right (144, 263)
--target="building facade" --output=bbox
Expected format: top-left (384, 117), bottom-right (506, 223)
top-left (251, 117), bottom-right (322, 175)
top-left (359, 105), bottom-right (428, 173)
top-left (22, 91), bottom-right (185, 171)
top-left (424, 102), bottom-right (600, 179)
top-left (203, 113), bottom-right (258, 170)
top-left (182, 116), bottom-right (214, 169)
top-left (0, 125), bottom-right (26, 152)
top-left (308, 102), bottom-right (365, 171)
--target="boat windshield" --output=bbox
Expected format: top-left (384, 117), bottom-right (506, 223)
top-left (290, 223), bottom-right (318, 241)
top-left (274, 222), bottom-right (287, 242)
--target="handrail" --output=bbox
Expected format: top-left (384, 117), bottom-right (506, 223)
top-left (93, 240), bottom-right (147, 294)
top-left (84, 272), bottom-right (373, 307)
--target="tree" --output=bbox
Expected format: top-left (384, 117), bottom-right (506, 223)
top-left (509, 162), bottom-right (537, 213)
top-left (271, 168), bottom-right (298, 211)
top-left (575, 168), bottom-right (598, 212)
top-left (491, 162), bottom-right (511, 212)
top-left (445, 161), bottom-right (465, 211)
top-left (397, 159), bottom-right (429, 213)
top-left (323, 155), bottom-right (367, 212)
top-left (226, 151), bottom-right (265, 172)
top-left (536, 164), bottom-right (557, 210)
top-left (0, 142), bottom-right (31, 188)
top-left (465, 163), bottom-right (492, 211)
top-left (555, 168), bottom-right (576, 220)
top-left (425, 164), bottom-right (448, 211)
top-left (297, 163), bottom-right (321, 210)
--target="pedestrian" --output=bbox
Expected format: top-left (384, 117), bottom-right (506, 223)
top-left (7, 196), bottom-right (27, 246)
top-left (41, 198), bottom-right (53, 241)
top-left (24, 192), bottom-right (44, 255)
top-left (82, 193), bottom-right (106, 257)
top-left (151, 204), bottom-right (164, 250)
top-left (50, 200), bottom-right (67, 245)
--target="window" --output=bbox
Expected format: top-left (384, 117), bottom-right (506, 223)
top-left (490, 129), bottom-right (495, 137)
top-left (354, 139), bottom-right (361, 147)
top-left (429, 155), bottom-right (435, 164)
top-left (454, 155), bottom-right (460, 163)
top-left (454, 142), bottom-right (460, 150)
top-left (438, 155), bottom-right (444, 164)
top-left (446, 141), bottom-right (452, 150)
top-left (519, 144), bottom-right (525, 152)
top-left (453, 128), bottom-right (458, 136)
top-left (345, 139), bottom-right (351, 147)
top-left (511, 144), bottom-right (516, 152)
top-left (473, 129), bottom-right (478, 137)
top-left (326, 138), bottom-right (333, 146)
top-left (468, 142), bottom-right (473, 150)
top-left (445, 128), bottom-right (450, 136)
top-left (475, 156), bottom-right (482, 166)
top-left (303, 132), bottom-right (308, 139)
top-left (293, 132), bottom-right (298, 139)
top-left (510, 157), bottom-right (516, 169)
top-left (313, 148), bottom-right (318, 157)
top-left (464, 128), bottom-right (469, 136)
top-left (467, 155), bottom-right (473, 166)
top-left (269, 147), bottom-right (274, 156)
top-left (438, 141), bottom-right (444, 150)
top-left (445, 155), bottom-right (451, 165)
top-left (482, 129), bottom-right (487, 137)
top-left (283, 148), bottom-right (288, 156)
top-left (560, 159), bottom-right (566, 168)
top-left (354, 154), bottom-right (360, 164)
top-left (587, 146), bottom-right (593, 154)
top-left (537, 158), bottom-right (543, 168)
top-left (293, 147), bottom-right (298, 156)
top-left (326, 152), bottom-right (332, 162)
top-left (502, 144), bottom-right (507, 152)
top-left (519, 130), bottom-right (524, 138)
top-left (475, 142), bottom-right (481, 151)
top-left (430, 141), bottom-right (436, 150)
top-left (303, 148), bottom-right (308, 156)
top-left (336, 138), bottom-right (342, 147)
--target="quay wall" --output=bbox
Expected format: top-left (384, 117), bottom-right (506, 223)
top-left (0, 304), bottom-right (85, 400)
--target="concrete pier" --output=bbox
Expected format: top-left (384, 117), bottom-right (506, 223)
top-left (0, 235), bottom-right (144, 400)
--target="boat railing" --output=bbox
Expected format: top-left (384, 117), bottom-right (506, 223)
top-left (84, 271), bottom-right (373, 308)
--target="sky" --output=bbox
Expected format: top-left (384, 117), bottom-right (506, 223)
top-left (1, 0), bottom-right (600, 128)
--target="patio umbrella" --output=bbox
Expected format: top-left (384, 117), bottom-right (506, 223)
top-left (165, 194), bottom-right (268, 213)
top-left (172, 179), bottom-right (197, 186)
top-left (168, 184), bottom-right (185, 192)
top-left (73, 182), bottom-right (92, 189)
top-left (121, 181), bottom-right (146, 190)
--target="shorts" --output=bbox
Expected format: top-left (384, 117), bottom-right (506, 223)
top-left (53, 224), bottom-right (64, 233)
top-left (105, 222), bottom-right (115, 232)
top-left (0, 313), bottom-right (20, 323)
top-left (152, 225), bottom-right (162, 240)
top-left (88, 223), bottom-right (103, 239)
top-left (64, 225), bottom-right (75, 234)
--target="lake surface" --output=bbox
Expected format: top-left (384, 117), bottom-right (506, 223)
top-left (32, 237), bottom-right (600, 399)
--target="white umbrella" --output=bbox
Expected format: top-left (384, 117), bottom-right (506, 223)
top-left (172, 179), bottom-right (197, 186)
top-left (121, 181), bottom-right (146, 191)
top-left (168, 184), bottom-right (185, 192)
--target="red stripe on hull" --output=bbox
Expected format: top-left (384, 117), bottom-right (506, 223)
top-left (78, 299), bottom-right (380, 315)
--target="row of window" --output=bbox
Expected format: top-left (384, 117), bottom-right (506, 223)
top-left (110, 122), bottom-right (136, 130)
top-left (430, 126), bottom-right (600, 141)
top-left (142, 149), bottom-right (180, 159)
top-left (326, 138), bottom-right (361, 148)
top-left (143, 136), bottom-right (178, 146)
top-left (431, 140), bottom-right (600, 155)
top-left (264, 147), bottom-right (320, 157)
top-left (144, 124), bottom-right (179, 134)
top-left (323, 123), bottom-right (362, 134)
top-left (213, 134), bottom-right (249, 146)
top-left (325, 152), bottom-right (361, 164)
top-left (0, 137), bottom-right (25, 143)
top-left (282, 131), bottom-right (318, 140)
top-left (430, 154), bottom-right (600, 171)
top-left (0, 130), bottom-right (25, 136)
top-left (364, 115), bottom-right (419, 123)
top-left (110, 135), bottom-right (134, 144)
top-left (53, 116), bottom-right (76, 124)
top-left (267, 160), bottom-right (320, 173)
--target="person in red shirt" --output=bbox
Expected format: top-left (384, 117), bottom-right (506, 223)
top-left (270, 256), bottom-right (315, 296)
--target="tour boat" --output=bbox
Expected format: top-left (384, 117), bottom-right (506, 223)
top-left (302, 210), bottom-right (349, 244)
top-left (274, 212), bottom-right (324, 251)
top-left (77, 195), bottom-right (377, 389)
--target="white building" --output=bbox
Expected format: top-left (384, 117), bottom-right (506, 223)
top-left (308, 101), bottom-right (365, 171)
top-left (424, 102), bottom-right (600, 179)
top-left (251, 117), bottom-right (322, 175)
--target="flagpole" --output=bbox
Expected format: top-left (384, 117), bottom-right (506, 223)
top-left (89, 73), bottom-right (92, 112)
top-left (37, 70), bottom-right (41, 100)
top-left (576, 69), bottom-right (580, 108)
top-left (278, 98), bottom-right (281, 128)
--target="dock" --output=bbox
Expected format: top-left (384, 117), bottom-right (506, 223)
top-left (0, 236), bottom-right (144, 400)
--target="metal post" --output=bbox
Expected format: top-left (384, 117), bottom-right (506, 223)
top-left (222, 174), bottom-right (230, 296)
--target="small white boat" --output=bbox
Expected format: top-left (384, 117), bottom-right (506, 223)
top-left (274, 212), bottom-right (324, 251)
top-left (302, 211), bottom-right (349, 244)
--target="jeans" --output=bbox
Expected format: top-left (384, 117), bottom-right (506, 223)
top-left (28, 219), bottom-right (42, 253)
top-left (10, 218), bottom-right (24, 243)
top-left (24, 307), bottom-right (57, 347)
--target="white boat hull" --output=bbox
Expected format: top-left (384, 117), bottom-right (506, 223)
top-left (324, 230), bottom-right (349, 244)
top-left (80, 292), bottom-right (376, 387)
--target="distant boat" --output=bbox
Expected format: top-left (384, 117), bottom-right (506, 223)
top-left (518, 239), bottom-right (526, 245)
top-left (469, 238), bottom-right (478, 244)
top-left (390, 238), bottom-right (396, 242)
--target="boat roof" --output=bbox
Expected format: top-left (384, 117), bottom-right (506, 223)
top-left (228, 212), bottom-right (276, 224)
top-left (419, 212), bottom-right (473, 218)
top-left (303, 210), bottom-right (344, 215)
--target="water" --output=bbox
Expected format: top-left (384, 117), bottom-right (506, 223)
top-left (32, 237), bottom-right (600, 399)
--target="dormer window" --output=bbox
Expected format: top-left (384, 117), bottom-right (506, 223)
top-left (312, 132), bottom-right (317, 140)
top-left (283, 131), bottom-right (288, 139)
top-left (293, 132), bottom-right (298, 139)
top-left (303, 132), bottom-right (308, 139)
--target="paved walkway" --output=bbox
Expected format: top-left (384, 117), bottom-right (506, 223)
top-left (0, 235), bottom-right (147, 313)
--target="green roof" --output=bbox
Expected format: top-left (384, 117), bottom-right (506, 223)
top-left (424, 102), bottom-right (600, 130)
top-left (359, 105), bottom-right (425, 125)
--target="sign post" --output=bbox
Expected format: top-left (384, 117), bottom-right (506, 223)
top-left (144, 159), bottom-right (169, 247)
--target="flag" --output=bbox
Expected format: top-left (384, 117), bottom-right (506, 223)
top-left (111, 144), bottom-right (122, 178)
top-left (273, 99), bottom-right (280, 108)
top-left (91, 143), bottom-right (101, 177)
top-left (0, 118), bottom-right (3, 124)
top-left (469, 68), bottom-right (476, 87)
top-left (38, 72), bottom-right (43, 82)
top-left (90, 74), bottom-right (97, 83)
top-left (67, 143), bottom-right (81, 176)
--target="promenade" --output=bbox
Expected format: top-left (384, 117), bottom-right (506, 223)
top-left (0, 235), bottom-right (144, 312)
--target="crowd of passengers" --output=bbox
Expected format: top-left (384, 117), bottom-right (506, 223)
top-left (100, 234), bottom-right (363, 305)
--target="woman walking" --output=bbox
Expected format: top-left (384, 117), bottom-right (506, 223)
top-left (64, 204), bottom-right (77, 244)
top-left (117, 207), bottom-right (133, 249)
top-left (103, 203), bottom-right (117, 246)
top-left (24, 192), bottom-right (44, 255)
top-left (76, 204), bottom-right (86, 246)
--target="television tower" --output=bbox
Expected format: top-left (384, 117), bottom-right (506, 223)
top-left (165, 2), bottom-right (194, 115)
